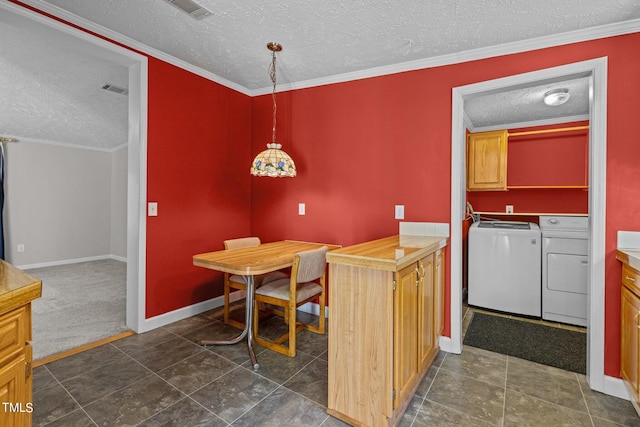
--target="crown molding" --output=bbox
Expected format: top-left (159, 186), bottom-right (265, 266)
top-left (13, 0), bottom-right (640, 97)
top-left (255, 18), bottom-right (640, 95)
top-left (2, 134), bottom-right (126, 153)
top-left (13, 0), bottom-right (252, 96)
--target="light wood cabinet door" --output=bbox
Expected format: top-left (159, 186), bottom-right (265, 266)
top-left (0, 352), bottom-right (27, 427)
top-left (418, 254), bottom-right (435, 370)
top-left (467, 130), bottom-right (508, 191)
top-left (621, 285), bottom-right (640, 403)
top-left (393, 264), bottom-right (419, 409)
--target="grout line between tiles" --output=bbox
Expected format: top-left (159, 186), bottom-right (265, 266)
top-left (40, 367), bottom-right (100, 426)
top-left (502, 357), bottom-right (509, 427)
top-left (421, 397), bottom-right (496, 426)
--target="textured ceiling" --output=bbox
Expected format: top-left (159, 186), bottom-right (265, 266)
top-left (0, 4), bottom-right (129, 150)
top-left (39, 0), bottom-right (640, 91)
top-left (2, 0), bottom-right (640, 149)
top-left (465, 76), bottom-right (591, 130)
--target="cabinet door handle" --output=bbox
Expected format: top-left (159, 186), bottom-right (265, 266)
top-left (635, 312), bottom-right (640, 327)
top-left (626, 275), bottom-right (637, 283)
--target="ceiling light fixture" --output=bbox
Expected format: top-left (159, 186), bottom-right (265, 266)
top-left (250, 43), bottom-right (296, 178)
top-left (543, 88), bottom-right (570, 106)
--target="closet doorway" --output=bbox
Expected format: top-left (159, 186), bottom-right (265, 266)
top-left (449, 58), bottom-right (608, 394)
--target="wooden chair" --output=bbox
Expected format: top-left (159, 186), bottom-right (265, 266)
top-left (223, 237), bottom-right (287, 329)
top-left (253, 246), bottom-right (328, 357)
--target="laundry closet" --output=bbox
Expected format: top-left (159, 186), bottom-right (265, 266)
top-left (464, 121), bottom-right (589, 327)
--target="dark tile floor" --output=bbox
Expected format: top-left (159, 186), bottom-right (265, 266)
top-left (33, 305), bottom-right (640, 426)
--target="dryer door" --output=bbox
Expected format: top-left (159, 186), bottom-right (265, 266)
top-left (546, 253), bottom-right (589, 294)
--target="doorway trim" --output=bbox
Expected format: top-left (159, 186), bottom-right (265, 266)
top-left (4, 2), bottom-right (148, 333)
top-left (449, 57), bottom-right (617, 396)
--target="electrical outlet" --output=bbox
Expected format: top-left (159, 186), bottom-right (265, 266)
top-left (17, 244), bottom-right (25, 253)
top-left (506, 205), bottom-right (514, 214)
top-left (395, 205), bottom-right (405, 220)
top-left (298, 203), bottom-right (305, 215)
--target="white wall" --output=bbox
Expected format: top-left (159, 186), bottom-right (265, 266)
top-left (4, 142), bottom-right (127, 267)
top-left (110, 145), bottom-right (127, 259)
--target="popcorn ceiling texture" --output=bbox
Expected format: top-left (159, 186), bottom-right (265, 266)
top-left (1, 7), bottom-right (128, 149)
top-left (3, 0), bottom-right (639, 148)
top-left (41, 0), bottom-right (640, 89)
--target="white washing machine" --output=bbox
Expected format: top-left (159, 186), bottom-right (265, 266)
top-left (468, 221), bottom-right (541, 316)
top-left (540, 215), bottom-right (589, 327)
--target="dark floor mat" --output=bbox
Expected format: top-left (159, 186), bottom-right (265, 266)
top-left (463, 312), bottom-right (586, 374)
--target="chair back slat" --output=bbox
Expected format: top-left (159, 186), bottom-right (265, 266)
top-left (295, 246), bottom-right (328, 283)
top-left (224, 237), bottom-right (261, 250)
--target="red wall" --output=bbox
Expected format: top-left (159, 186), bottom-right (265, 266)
top-left (250, 34), bottom-right (640, 379)
top-left (467, 121), bottom-right (589, 214)
top-left (11, 2), bottom-right (254, 318)
top-left (145, 58), bottom-right (253, 317)
top-left (16, 1), bottom-right (640, 379)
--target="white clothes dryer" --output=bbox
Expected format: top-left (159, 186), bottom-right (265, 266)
top-left (539, 215), bottom-right (589, 327)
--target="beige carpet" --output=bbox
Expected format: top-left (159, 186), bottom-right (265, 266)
top-left (28, 259), bottom-right (129, 361)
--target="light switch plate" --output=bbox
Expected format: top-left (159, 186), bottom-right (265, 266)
top-left (395, 205), bottom-right (405, 220)
top-left (298, 203), bottom-right (305, 215)
top-left (148, 202), bottom-right (158, 217)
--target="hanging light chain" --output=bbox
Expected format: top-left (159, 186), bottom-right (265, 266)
top-left (269, 46), bottom-right (278, 144)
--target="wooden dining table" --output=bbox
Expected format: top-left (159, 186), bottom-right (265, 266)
top-left (193, 240), bottom-right (340, 369)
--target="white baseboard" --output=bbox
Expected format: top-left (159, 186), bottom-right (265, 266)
top-left (438, 336), bottom-right (456, 354)
top-left (602, 375), bottom-right (631, 401)
top-left (139, 296), bottom-right (224, 333)
top-left (138, 291), bottom-right (248, 333)
top-left (110, 254), bottom-right (127, 263)
top-left (139, 295), bottom-right (327, 334)
top-left (298, 301), bottom-right (329, 317)
top-left (17, 254), bottom-right (127, 270)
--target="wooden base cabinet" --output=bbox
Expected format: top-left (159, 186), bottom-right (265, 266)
top-left (327, 237), bottom-right (447, 427)
top-left (0, 262), bottom-right (41, 427)
top-left (620, 259), bottom-right (640, 414)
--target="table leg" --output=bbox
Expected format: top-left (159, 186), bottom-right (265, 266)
top-left (245, 275), bottom-right (260, 370)
top-left (201, 275), bottom-right (260, 370)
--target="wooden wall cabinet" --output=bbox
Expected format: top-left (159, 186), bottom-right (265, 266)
top-left (619, 258), bottom-right (640, 415)
top-left (467, 130), bottom-right (508, 191)
top-left (327, 236), bottom-right (447, 427)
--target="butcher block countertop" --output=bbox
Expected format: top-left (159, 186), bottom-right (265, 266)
top-left (326, 234), bottom-right (448, 272)
top-left (0, 259), bottom-right (42, 315)
top-left (617, 249), bottom-right (640, 272)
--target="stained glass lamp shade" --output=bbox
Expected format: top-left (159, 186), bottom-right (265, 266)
top-left (250, 143), bottom-right (297, 177)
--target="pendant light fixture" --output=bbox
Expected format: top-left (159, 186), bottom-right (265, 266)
top-left (250, 42), bottom-right (297, 177)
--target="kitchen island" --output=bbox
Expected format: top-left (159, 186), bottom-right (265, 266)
top-left (0, 260), bottom-right (42, 426)
top-left (326, 234), bottom-right (448, 427)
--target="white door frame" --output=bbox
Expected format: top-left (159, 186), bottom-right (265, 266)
top-left (449, 58), bottom-right (612, 395)
top-left (3, 1), bottom-right (148, 333)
